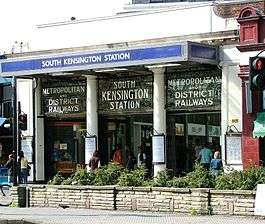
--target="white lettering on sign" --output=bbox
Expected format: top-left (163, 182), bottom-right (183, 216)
top-left (100, 78), bottom-right (151, 111)
top-left (104, 52), bottom-right (130, 62)
top-left (41, 52), bottom-right (130, 68)
top-left (42, 59), bottom-right (62, 68)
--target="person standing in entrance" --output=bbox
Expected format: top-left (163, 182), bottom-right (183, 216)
top-left (19, 151), bottom-right (29, 184)
top-left (198, 142), bottom-right (213, 170)
top-left (112, 145), bottom-right (123, 166)
top-left (137, 145), bottom-right (146, 167)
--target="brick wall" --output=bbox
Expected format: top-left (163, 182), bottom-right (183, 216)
top-left (11, 185), bottom-right (256, 216)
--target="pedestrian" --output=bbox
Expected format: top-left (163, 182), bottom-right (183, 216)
top-left (19, 151), bottom-right (29, 184)
top-left (126, 151), bottom-right (137, 170)
top-left (4, 153), bottom-right (15, 184)
top-left (88, 151), bottom-right (101, 171)
top-left (210, 151), bottom-right (223, 177)
top-left (194, 138), bottom-right (203, 161)
top-left (137, 145), bottom-right (146, 167)
top-left (198, 142), bottom-right (213, 170)
top-left (112, 145), bottom-right (123, 166)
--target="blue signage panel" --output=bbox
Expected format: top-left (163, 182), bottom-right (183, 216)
top-left (0, 45), bottom-right (183, 74)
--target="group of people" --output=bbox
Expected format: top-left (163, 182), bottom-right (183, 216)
top-left (4, 150), bottom-right (30, 184)
top-left (196, 141), bottom-right (223, 177)
top-left (88, 144), bottom-right (147, 172)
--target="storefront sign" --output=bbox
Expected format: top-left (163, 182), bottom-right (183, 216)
top-left (98, 76), bottom-right (153, 113)
top-left (1, 44), bottom-right (183, 74)
top-left (167, 70), bottom-right (221, 111)
top-left (42, 82), bottom-right (86, 117)
top-left (0, 42), bottom-right (218, 77)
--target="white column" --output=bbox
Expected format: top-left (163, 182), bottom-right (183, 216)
top-left (34, 78), bottom-right (45, 181)
top-left (86, 76), bottom-right (98, 167)
top-left (152, 67), bottom-right (166, 176)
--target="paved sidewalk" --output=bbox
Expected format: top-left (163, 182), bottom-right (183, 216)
top-left (0, 207), bottom-right (265, 224)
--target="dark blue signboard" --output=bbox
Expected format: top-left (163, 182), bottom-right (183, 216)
top-left (0, 45), bottom-right (183, 74)
top-left (0, 42), bottom-right (218, 76)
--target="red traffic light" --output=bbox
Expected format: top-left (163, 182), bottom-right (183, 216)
top-left (252, 57), bottom-right (265, 71)
top-left (18, 113), bottom-right (27, 130)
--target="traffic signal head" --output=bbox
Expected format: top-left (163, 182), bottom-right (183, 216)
top-left (250, 56), bottom-right (265, 91)
top-left (18, 113), bottom-right (27, 131)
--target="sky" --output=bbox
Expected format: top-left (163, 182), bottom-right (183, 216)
top-left (0, 0), bottom-right (131, 54)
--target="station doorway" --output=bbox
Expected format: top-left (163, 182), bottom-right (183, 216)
top-left (167, 112), bottom-right (221, 175)
top-left (98, 114), bottom-right (153, 171)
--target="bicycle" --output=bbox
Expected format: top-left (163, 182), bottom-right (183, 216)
top-left (0, 167), bottom-right (12, 206)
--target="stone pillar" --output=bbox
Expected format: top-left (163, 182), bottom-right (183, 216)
top-left (152, 67), bottom-right (166, 176)
top-left (86, 76), bottom-right (98, 167)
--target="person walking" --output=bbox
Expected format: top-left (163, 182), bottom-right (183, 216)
top-left (210, 151), bottom-right (223, 177)
top-left (4, 153), bottom-right (15, 184)
top-left (198, 142), bottom-right (213, 170)
top-left (88, 151), bottom-right (101, 171)
top-left (19, 151), bottom-right (29, 184)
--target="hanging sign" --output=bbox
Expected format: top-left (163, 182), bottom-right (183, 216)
top-left (167, 70), bottom-right (221, 111)
top-left (42, 81), bottom-right (86, 117)
top-left (98, 76), bottom-right (153, 114)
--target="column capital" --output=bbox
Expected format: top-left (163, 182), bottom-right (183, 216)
top-left (148, 66), bottom-right (165, 75)
top-left (86, 75), bottom-right (97, 81)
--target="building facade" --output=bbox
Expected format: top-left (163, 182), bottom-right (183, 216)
top-left (1, 0), bottom-right (258, 182)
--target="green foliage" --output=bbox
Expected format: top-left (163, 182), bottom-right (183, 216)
top-left (185, 163), bottom-right (215, 188)
top-left (48, 162), bottom-right (265, 191)
top-left (93, 163), bottom-right (124, 186)
top-left (48, 173), bottom-right (65, 185)
top-left (153, 169), bottom-right (174, 187)
top-left (215, 166), bottom-right (265, 190)
top-left (118, 166), bottom-right (148, 186)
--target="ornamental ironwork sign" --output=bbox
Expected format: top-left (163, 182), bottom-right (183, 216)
top-left (42, 81), bottom-right (86, 117)
top-left (167, 70), bottom-right (221, 111)
top-left (98, 76), bottom-right (153, 114)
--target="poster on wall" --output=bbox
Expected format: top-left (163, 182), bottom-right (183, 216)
top-left (152, 134), bottom-right (165, 163)
top-left (98, 76), bottom-right (153, 114)
top-left (42, 81), bottom-right (86, 117)
top-left (187, 123), bottom-right (206, 136)
top-left (85, 136), bottom-right (97, 164)
top-left (167, 70), bottom-right (221, 111)
top-left (21, 138), bottom-right (33, 163)
top-left (175, 123), bottom-right (184, 136)
top-left (225, 134), bottom-right (242, 164)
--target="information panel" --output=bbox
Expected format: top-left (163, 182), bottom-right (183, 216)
top-left (85, 136), bottom-right (97, 164)
top-left (152, 135), bottom-right (165, 164)
top-left (225, 134), bottom-right (242, 164)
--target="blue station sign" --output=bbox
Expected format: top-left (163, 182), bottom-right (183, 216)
top-left (0, 42), bottom-right (218, 76)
